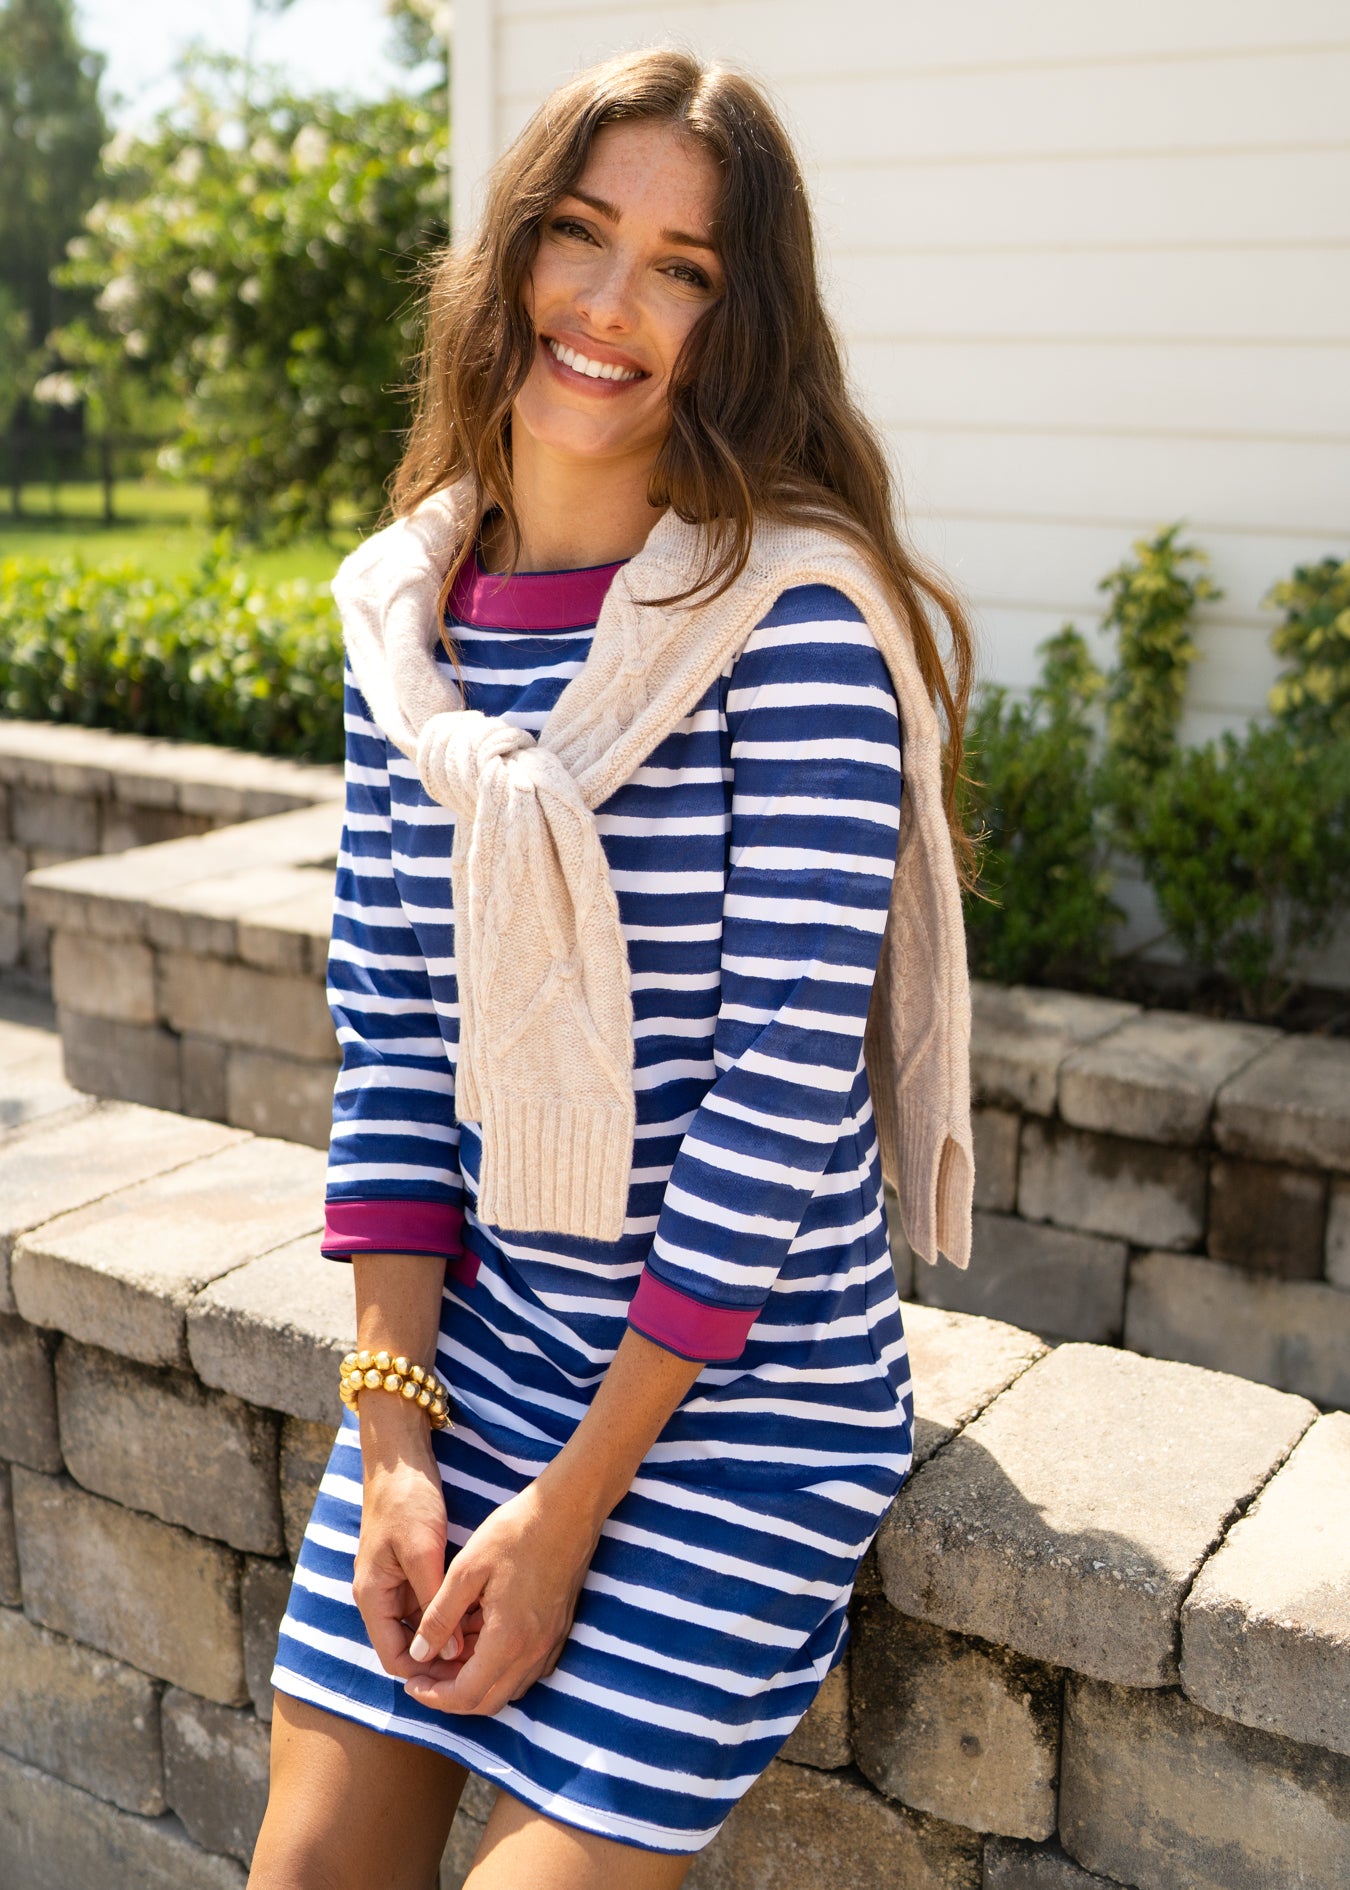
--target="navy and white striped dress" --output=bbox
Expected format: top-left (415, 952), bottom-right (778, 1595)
top-left (272, 550), bottom-right (915, 1855)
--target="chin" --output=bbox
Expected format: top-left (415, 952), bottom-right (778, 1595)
top-left (515, 372), bottom-right (661, 465)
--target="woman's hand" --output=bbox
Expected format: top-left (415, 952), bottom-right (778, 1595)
top-left (351, 1398), bottom-right (465, 1679)
top-left (401, 1475), bottom-right (602, 1715)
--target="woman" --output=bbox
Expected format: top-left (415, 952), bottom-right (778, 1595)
top-left (251, 47), bottom-right (975, 1890)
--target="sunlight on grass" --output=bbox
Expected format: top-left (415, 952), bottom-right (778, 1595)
top-left (0, 481), bottom-right (362, 586)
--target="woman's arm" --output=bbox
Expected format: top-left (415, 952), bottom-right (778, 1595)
top-left (402, 1329), bottom-right (701, 1714)
top-left (349, 1253), bottom-right (464, 1677)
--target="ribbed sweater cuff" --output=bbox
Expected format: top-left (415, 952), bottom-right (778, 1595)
top-left (894, 1098), bottom-right (974, 1271)
top-left (474, 1093), bottom-right (633, 1242)
top-left (627, 1268), bottom-right (760, 1363)
top-left (322, 1198), bottom-right (476, 1283)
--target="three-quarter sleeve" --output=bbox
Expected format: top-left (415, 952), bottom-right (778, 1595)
top-left (627, 589), bottom-right (901, 1361)
top-left (321, 664), bottom-right (467, 1273)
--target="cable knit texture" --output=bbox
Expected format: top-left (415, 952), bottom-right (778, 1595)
top-left (332, 481), bottom-right (974, 1265)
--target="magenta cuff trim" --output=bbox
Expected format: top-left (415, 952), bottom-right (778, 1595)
top-left (321, 1200), bottom-right (476, 1284)
top-left (627, 1268), bottom-right (760, 1363)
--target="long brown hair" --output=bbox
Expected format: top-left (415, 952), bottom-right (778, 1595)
top-left (391, 48), bottom-right (976, 878)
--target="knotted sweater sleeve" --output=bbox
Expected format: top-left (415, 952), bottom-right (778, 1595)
top-left (627, 588), bottom-right (902, 1361)
top-left (321, 663), bottom-right (466, 1267)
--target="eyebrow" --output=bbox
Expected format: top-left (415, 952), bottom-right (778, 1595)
top-left (564, 188), bottom-right (717, 253)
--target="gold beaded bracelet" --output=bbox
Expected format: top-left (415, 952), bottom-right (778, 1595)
top-left (339, 1349), bottom-right (453, 1429)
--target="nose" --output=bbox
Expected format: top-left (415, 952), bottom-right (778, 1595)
top-left (576, 248), bottom-right (640, 334)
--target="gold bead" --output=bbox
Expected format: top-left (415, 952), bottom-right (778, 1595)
top-left (374, 1350), bottom-right (392, 1373)
top-left (401, 1379), bottom-right (420, 1401)
top-left (356, 1350), bottom-right (373, 1372)
top-left (341, 1351), bottom-right (358, 1373)
top-left (429, 1398), bottom-right (446, 1421)
top-left (417, 1388), bottom-right (431, 1408)
top-left (393, 1356), bottom-right (410, 1376)
top-left (363, 1367), bottom-right (382, 1390)
top-left (383, 1372), bottom-right (402, 1393)
top-left (410, 1363), bottom-right (426, 1385)
top-left (345, 1370), bottom-right (364, 1393)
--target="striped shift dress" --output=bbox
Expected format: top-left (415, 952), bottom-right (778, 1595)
top-left (272, 549), bottom-right (915, 1855)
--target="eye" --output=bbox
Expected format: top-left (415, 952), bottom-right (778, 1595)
top-left (665, 259), bottom-right (712, 291)
top-left (548, 216), bottom-right (597, 244)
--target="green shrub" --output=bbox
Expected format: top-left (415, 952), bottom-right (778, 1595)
top-left (963, 626), bottom-right (1123, 987)
top-left (0, 548), bottom-right (343, 761)
top-left (1266, 555), bottom-right (1350, 743)
top-left (1098, 523), bottom-right (1221, 820)
top-left (1129, 721), bottom-right (1350, 1019)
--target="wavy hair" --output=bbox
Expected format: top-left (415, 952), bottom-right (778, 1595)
top-left (390, 47), bottom-right (976, 878)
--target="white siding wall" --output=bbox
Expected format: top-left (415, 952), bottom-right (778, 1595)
top-left (454, 1), bottom-right (1350, 738)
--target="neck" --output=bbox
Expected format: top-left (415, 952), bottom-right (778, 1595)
top-left (486, 425), bottom-right (665, 573)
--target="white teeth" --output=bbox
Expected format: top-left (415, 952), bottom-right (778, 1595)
top-left (547, 338), bottom-right (641, 382)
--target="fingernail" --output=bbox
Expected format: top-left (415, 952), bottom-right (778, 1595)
top-left (409, 1632), bottom-right (431, 1661)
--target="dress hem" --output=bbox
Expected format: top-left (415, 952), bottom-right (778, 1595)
top-left (269, 1664), bottom-right (724, 1858)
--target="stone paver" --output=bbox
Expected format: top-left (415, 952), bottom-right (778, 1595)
top-left (1215, 1033), bottom-right (1350, 1174)
top-left (236, 873), bottom-right (334, 977)
top-left (1126, 1250), bottom-right (1350, 1409)
top-left (1058, 1010), bottom-right (1276, 1146)
top-left (0, 1042), bottom-right (89, 1136)
top-left (969, 983), bottom-right (1138, 1116)
top-left (12, 1468), bottom-right (247, 1704)
top-left (972, 1106), bottom-right (1020, 1212)
top-left (0, 1315), bottom-right (61, 1473)
top-left (11, 787), bottom-right (99, 855)
top-left (1058, 1677), bottom-right (1350, 1890)
top-left (982, 1837), bottom-right (1114, 1888)
top-left (1018, 1119), bottom-right (1205, 1251)
top-left (1181, 1412), bottom-right (1350, 1757)
top-left (900, 1301), bottom-right (1046, 1466)
top-left (914, 1212), bottom-right (1127, 1344)
top-left (162, 1689), bottom-right (270, 1866)
top-left (1206, 1155), bottom-right (1326, 1278)
top-left (12, 1134), bottom-right (325, 1368)
top-left (684, 1759), bottom-right (982, 1890)
top-left (0, 1744), bottom-right (246, 1890)
top-left (0, 1606), bottom-right (164, 1813)
top-left (852, 1601), bottom-right (1059, 1840)
top-left (226, 1047), bottom-right (335, 1148)
top-left (144, 865), bottom-right (330, 961)
top-left (280, 1413), bottom-right (336, 1559)
top-left (241, 1557), bottom-right (292, 1721)
top-left (55, 1339), bottom-right (283, 1555)
top-left (878, 1345), bottom-right (1314, 1687)
top-left (188, 1233), bottom-right (353, 1426)
top-left (58, 1008), bottom-right (183, 1111)
top-left (438, 1774), bottom-right (500, 1890)
top-left (50, 932), bottom-right (157, 1026)
top-left (160, 953), bottom-right (337, 1063)
top-left (780, 1654), bottom-right (850, 1770)
top-left (0, 1102), bottom-right (240, 1313)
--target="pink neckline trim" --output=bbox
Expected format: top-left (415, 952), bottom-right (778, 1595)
top-left (447, 547), bottom-right (625, 632)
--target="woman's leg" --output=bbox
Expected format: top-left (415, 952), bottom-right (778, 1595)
top-left (248, 1693), bottom-right (470, 1890)
top-left (463, 1789), bottom-right (695, 1890)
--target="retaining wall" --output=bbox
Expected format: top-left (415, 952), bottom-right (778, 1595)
top-left (1, 999), bottom-right (1348, 1888)
top-left (17, 715), bottom-right (1350, 1413)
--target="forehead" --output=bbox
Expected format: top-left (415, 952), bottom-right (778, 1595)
top-left (571, 119), bottom-right (720, 237)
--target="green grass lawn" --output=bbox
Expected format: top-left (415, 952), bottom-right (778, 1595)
top-left (0, 481), bottom-right (360, 586)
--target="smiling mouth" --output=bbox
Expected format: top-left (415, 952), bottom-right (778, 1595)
top-left (544, 336), bottom-right (647, 383)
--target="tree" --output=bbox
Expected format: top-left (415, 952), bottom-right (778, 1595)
top-left (58, 60), bottom-right (449, 540)
top-left (0, 0), bottom-right (106, 359)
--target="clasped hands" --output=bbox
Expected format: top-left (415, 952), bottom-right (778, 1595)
top-left (352, 1434), bottom-right (602, 1718)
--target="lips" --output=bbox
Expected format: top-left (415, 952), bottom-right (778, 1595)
top-left (544, 336), bottom-right (647, 384)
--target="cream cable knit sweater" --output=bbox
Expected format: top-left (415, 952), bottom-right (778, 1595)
top-left (333, 483), bottom-right (974, 1268)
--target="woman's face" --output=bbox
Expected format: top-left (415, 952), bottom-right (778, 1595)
top-left (514, 119), bottom-right (724, 469)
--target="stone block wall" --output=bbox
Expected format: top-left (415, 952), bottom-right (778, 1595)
top-left (0, 718), bottom-right (339, 990)
top-left (2, 1000), bottom-right (1349, 1889)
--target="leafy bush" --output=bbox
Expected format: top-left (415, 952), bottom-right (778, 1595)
top-left (0, 549), bottom-right (343, 760)
top-left (962, 626), bottom-right (1123, 987)
top-left (1097, 524), bottom-right (1221, 819)
top-left (56, 64), bottom-right (448, 542)
top-left (1129, 722), bottom-right (1350, 1018)
top-left (1266, 555), bottom-right (1350, 743)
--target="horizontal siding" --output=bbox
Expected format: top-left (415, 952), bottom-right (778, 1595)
top-left (472, 0), bottom-right (1350, 728)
